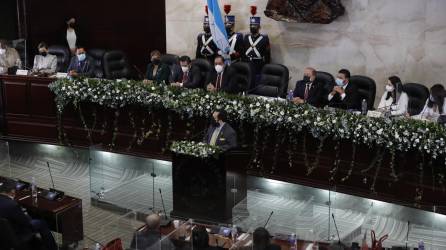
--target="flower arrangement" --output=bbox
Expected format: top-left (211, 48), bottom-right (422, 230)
top-left (49, 78), bottom-right (446, 159)
top-left (170, 140), bottom-right (222, 158)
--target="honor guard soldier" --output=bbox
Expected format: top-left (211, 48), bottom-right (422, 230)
top-left (223, 5), bottom-right (244, 63)
top-left (243, 6), bottom-right (271, 78)
top-left (196, 7), bottom-right (219, 63)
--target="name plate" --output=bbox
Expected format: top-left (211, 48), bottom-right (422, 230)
top-left (56, 72), bottom-right (68, 78)
top-left (367, 110), bottom-right (383, 118)
top-left (16, 69), bottom-right (29, 76)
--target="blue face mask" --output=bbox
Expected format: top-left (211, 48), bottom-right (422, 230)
top-left (335, 78), bottom-right (344, 86)
top-left (77, 53), bottom-right (86, 62)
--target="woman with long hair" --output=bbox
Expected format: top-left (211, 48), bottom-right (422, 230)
top-left (377, 76), bottom-right (409, 116)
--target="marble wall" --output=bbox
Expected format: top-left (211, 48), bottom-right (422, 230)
top-left (166, 0), bottom-right (446, 106)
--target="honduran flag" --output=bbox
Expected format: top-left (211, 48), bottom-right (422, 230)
top-left (207, 0), bottom-right (230, 56)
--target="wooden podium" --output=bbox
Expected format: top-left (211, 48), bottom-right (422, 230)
top-left (170, 150), bottom-right (248, 223)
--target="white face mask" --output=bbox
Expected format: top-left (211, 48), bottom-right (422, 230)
top-left (215, 64), bottom-right (224, 74)
top-left (385, 85), bottom-right (394, 92)
top-left (181, 66), bottom-right (189, 73)
top-left (0, 48), bottom-right (5, 55)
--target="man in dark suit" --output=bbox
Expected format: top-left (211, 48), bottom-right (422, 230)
top-left (130, 213), bottom-right (174, 250)
top-left (0, 180), bottom-right (57, 250)
top-left (67, 45), bottom-right (94, 77)
top-left (327, 69), bottom-right (359, 110)
top-left (203, 110), bottom-right (237, 151)
top-left (206, 56), bottom-right (235, 93)
top-left (171, 56), bottom-right (202, 89)
top-left (292, 67), bottom-right (323, 107)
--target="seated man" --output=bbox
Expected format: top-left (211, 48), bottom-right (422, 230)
top-left (206, 56), bottom-right (235, 93)
top-left (292, 67), bottom-right (323, 107)
top-left (327, 69), bottom-right (358, 110)
top-left (130, 213), bottom-right (173, 250)
top-left (203, 109), bottom-right (237, 151)
top-left (32, 42), bottom-right (57, 75)
top-left (171, 56), bottom-right (202, 88)
top-left (67, 45), bottom-right (94, 77)
top-left (0, 181), bottom-right (57, 250)
top-left (0, 39), bottom-right (22, 74)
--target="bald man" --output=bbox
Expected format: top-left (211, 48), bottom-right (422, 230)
top-left (130, 213), bottom-right (174, 250)
top-left (292, 67), bottom-right (323, 108)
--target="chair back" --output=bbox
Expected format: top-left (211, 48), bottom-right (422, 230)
top-left (350, 75), bottom-right (377, 109)
top-left (191, 58), bottom-right (213, 88)
top-left (88, 49), bottom-right (106, 78)
top-left (403, 83), bottom-right (429, 116)
top-left (229, 62), bottom-right (253, 93)
top-left (103, 50), bottom-right (132, 79)
top-left (48, 45), bottom-right (70, 72)
top-left (252, 63), bottom-right (289, 98)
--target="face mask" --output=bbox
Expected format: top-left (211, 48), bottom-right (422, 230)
top-left (0, 48), bottom-right (5, 55)
top-left (181, 66), bottom-right (189, 73)
top-left (68, 23), bottom-right (75, 28)
top-left (152, 58), bottom-right (161, 65)
top-left (250, 27), bottom-right (259, 34)
top-left (204, 26), bottom-right (211, 33)
top-left (40, 51), bottom-right (48, 57)
top-left (335, 78), bottom-right (344, 86)
top-left (303, 75), bottom-right (310, 82)
top-left (77, 53), bottom-right (86, 62)
top-left (385, 85), bottom-right (394, 92)
top-left (215, 65), bottom-right (224, 74)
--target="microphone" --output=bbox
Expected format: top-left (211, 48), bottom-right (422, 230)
top-left (44, 162), bottom-right (64, 200)
top-left (264, 211), bottom-right (274, 228)
top-left (132, 64), bottom-right (144, 80)
top-left (332, 213), bottom-right (341, 245)
top-left (406, 221), bottom-right (410, 250)
top-left (158, 188), bottom-right (171, 226)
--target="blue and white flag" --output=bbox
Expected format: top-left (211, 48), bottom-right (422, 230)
top-left (207, 0), bottom-right (230, 56)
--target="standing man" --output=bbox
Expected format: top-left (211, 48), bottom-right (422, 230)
top-left (196, 10), bottom-right (219, 64)
top-left (224, 12), bottom-right (244, 63)
top-left (243, 7), bottom-right (271, 80)
top-left (203, 109), bottom-right (237, 151)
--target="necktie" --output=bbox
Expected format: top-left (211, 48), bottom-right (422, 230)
top-left (216, 74), bottom-right (222, 90)
top-left (209, 127), bottom-right (221, 145)
top-left (182, 71), bottom-right (188, 83)
top-left (304, 83), bottom-right (310, 101)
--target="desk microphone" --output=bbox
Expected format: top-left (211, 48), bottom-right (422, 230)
top-left (44, 162), bottom-right (64, 201)
top-left (264, 211), bottom-right (274, 228)
top-left (406, 221), bottom-right (410, 250)
top-left (332, 213), bottom-right (341, 245)
top-left (159, 188), bottom-right (171, 226)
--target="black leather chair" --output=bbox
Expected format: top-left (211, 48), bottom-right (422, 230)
top-left (103, 50), bottom-right (133, 79)
top-left (315, 71), bottom-right (335, 105)
top-left (88, 49), bottom-right (106, 78)
top-left (251, 64), bottom-right (289, 98)
top-left (12, 39), bottom-right (27, 68)
top-left (350, 75), bottom-right (376, 109)
top-left (403, 83), bottom-right (429, 116)
top-left (161, 54), bottom-right (179, 67)
top-left (48, 45), bottom-right (70, 72)
top-left (191, 58), bottom-right (213, 88)
top-left (228, 62), bottom-right (253, 93)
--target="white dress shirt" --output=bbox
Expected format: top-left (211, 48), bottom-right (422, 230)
top-left (412, 98), bottom-right (446, 122)
top-left (66, 29), bottom-right (77, 50)
top-left (377, 91), bottom-right (409, 116)
top-left (32, 54), bottom-right (58, 74)
top-left (328, 83), bottom-right (348, 101)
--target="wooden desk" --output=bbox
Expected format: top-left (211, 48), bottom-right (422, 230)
top-left (0, 176), bottom-right (83, 245)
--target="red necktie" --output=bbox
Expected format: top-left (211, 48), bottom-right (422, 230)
top-left (182, 71), bottom-right (188, 83)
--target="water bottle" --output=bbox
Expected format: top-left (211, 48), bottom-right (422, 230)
top-left (418, 240), bottom-right (424, 250)
top-left (287, 90), bottom-right (294, 101)
top-left (361, 99), bottom-right (368, 115)
top-left (231, 225), bottom-right (238, 242)
top-left (289, 233), bottom-right (297, 250)
top-left (94, 242), bottom-right (101, 250)
top-left (31, 177), bottom-right (38, 202)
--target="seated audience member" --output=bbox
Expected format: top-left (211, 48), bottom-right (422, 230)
top-left (377, 76), bottom-right (409, 116)
top-left (0, 39), bottom-right (22, 74)
top-left (233, 227), bottom-right (280, 250)
top-left (144, 50), bottom-right (170, 84)
top-left (130, 213), bottom-right (174, 250)
top-left (203, 109), bottom-right (237, 151)
top-left (192, 225), bottom-right (219, 250)
top-left (0, 181), bottom-right (57, 250)
top-left (413, 84), bottom-right (446, 122)
top-left (32, 42), bottom-right (57, 75)
top-left (67, 45), bottom-right (94, 77)
top-left (171, 56), bottom-right (202, 88)
top-left (206, 56), bottom-right (234, 93)
top-left (327, 69), bottom-right (359, 110)
top-left (292, 67), bottom-right (323, 107)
